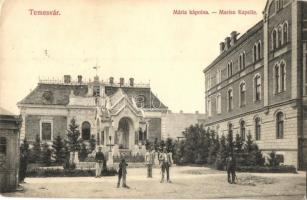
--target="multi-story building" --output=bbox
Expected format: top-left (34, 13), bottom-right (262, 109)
top-left (203, 0), bottom-right (307, 169)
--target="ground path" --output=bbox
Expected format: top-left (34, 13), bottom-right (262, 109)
top-left (3, 166), bottom-right (306, 199)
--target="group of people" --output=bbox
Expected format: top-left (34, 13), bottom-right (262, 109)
top-left (94, 146), bottom-right (174, 189)
top-left (95, 147), bottom-right (237, 187)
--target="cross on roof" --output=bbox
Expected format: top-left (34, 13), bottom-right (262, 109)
top-left (93, 62), bottom-right (101, 76)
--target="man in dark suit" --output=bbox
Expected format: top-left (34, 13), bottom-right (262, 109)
top-left (117, 158), bottom-right (129, 188)
top-left (226, 154), bottom-right (236, 184)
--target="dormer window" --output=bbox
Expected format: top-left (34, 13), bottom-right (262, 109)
top-left (93, 85), bottom-right (100, 96)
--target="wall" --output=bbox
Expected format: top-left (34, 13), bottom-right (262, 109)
top-left (161, 112), bottom-right (206, 140)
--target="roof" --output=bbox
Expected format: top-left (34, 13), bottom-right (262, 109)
top-left (18, 83), bottom-right (168, 110)
top-left (203, 20), bottom-right (263, 74)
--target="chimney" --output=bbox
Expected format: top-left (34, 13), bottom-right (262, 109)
top-left (109, 77), bottom-right (114, 84)
top-left (129, 78), bottom-right (134, 87)
top-left (64, 75), bottom-right (71, 83)
top-left (195, 111), bottom-right (199, 114)
top-left (224, 37), bottom-right (231, 50)
top-left (120, 78), bottom-right (124, 86)
top-left (219, 42), bottom-right (225, 54)
top-left (77, 75), bottom-right (82, 83)
top-left (180, 110), bottom-right (183, 114)
top-left (230, 31), bottom-right (238, 46)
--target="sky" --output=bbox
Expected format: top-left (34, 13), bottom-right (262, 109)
top-left (0, 0), bottom-right (267, 114)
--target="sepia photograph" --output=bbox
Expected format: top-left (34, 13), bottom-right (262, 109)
top-left (0, 0), bottom-right (306, 199)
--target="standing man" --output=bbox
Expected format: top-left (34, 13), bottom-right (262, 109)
top-left (145, 148), bottom-right (154, 178)
top-left (159, 147), bottom-right (173, 183)
top-left (19, 149), bottom-right (28, 183)
top-left (117, 158), bottom-right (129, 188)
top-left (226, 154), bottom-right (236, 184)
top-left (95, 147), bottom-right (105, 178)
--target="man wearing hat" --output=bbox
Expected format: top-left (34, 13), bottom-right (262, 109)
top-left (158, 146), bottom-right (173, 183)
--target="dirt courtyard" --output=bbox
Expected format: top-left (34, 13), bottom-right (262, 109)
top-left (2, 166), bottom-right (306, 199)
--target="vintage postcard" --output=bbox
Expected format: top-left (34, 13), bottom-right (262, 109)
top-left (0, 0), bottom-right (306, 199)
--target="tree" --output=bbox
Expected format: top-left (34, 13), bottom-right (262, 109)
top-left (207, 133), bottom-right (219, 165)
top-left (52, 135), bottom-right (66, 164)
top-left (226, 131), bottom-right (234, 156)
top-left (215, 134), bottom-right (227, 170)
top-left (165, 138), bottom-right (176, 154)
top-left (30, 134), bottom-right (42, 163)
top-left (89, 135), bottom-right (96, 153)
top-left (242, 132), bottom-right (265, 166)
top-left (234, 134), bottom-right (244, 154)
top-left (41, 143), bottom-right (52, 166)
top-left (66, 118), bottom-right (82, 164)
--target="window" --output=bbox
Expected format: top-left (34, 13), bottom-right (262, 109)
top-left (227, 61), bottom-right (233, 77)
top-left (254, 75), bottom-right (261, 101)
top-left (216, 94), bottom-right (221, 114)
top-left (272, 29), bottom-right (277, 50)
top-left (216, 69), bottom-right (221, 84)
top-left (207, 74), bottom-right (212, 89)
top-left (228, 123), bottom-right (233, 135)
top-left (240, 121), bottom-right (246, 141)
top-left (278, 26), bottom-right (282, 47)
top-left (255, 117), bottom-right (261, 140)
top-left (239, 52), bottom-right (246, 70)
top-left (283, 22), bottom-right (288, 44)
top-left (81, 121), bottom-right (91, 140)
top-left (276, 112), bottom-right (284, 139)
top-left (228, 89), bottom-right (233, 111)
top-left (0, 137), bottom-right (6, 155)
top-left (240, 82), bottom-right (246, 107)
top-left (257, 41), bottom-right (261, 60)
top-left (93, 85), bottom-right (100, 96)
top-left (41, 122), bottom-right (52, 141)
top-left (208, 98), bottom-right (212, 117)
top-left (280, 61), bottom-right (286, 92)
top-left (275, 64), bottom-right (280, 94)
top-left (253, 44), bottom-right (257, 62)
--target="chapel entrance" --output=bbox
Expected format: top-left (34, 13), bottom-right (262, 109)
top-left (117, 117), bottom-right (133, 149)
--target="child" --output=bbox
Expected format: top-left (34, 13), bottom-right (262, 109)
top-left (117, 158), bottom-right (129, 188)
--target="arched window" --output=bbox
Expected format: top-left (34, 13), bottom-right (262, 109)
top-left (278, 26), bottom-right (282, 47)
top-left (257, 41), bottom-right (261, 60)
top-left (228, 89), bottom-right (233, 111)
top-left (253, 44), bottom-right (257, 62)
top-left (254, 74), bottom-right (261, 101)
top-left (276, 112), bottom-right (284, 139)
top-left (239, 52), bottom-right (246, 70)
top-left (272, 29), bottom-right (277, 50)
top-left (280, 61), bottom-right (286, 92)
top-left (240, 82), bottom-right (246, 107)
top-left (275, 64), bottom-right (280, 94)
top-left (227, 61), bottom-right (233, 77)
top-left (0, 137), bottom-right (7, 155)
top-left (283, 22), bottom-right (288, 44)
top-left (255, 117), bottom-right (261, 140)
top-left (240, 120), bottom-right (246, 141)
top-left (208, 98), bottom-right (212, 117)
top-left (81, 121), bottom-right (91, 140)
top-left (216, 93), bottom-right (221, 114)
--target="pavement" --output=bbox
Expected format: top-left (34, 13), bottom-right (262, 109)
top-left (2, 166), bottom-right (306, 199)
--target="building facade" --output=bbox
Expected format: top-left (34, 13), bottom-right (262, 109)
top-left (18, 75), bottom-right (169, 156)
top-left (0, 107), bottom-right (22, 192)
top-left (203, 0), bottom-right (307, 169)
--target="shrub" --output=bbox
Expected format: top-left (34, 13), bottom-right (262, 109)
top-left (52, 135), bottom-right (66, 164)
top-left (26, 167), bottom-right (117, 177)
top-left (236, 165), bottom-right (297, 173)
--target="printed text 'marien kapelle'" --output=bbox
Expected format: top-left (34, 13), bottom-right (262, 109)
top-left (173, 9), bottom-right (257, 15)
